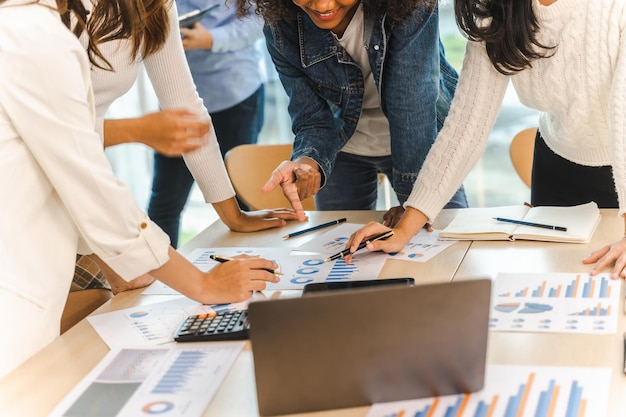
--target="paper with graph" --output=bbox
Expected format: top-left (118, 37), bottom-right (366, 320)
top-left (367, 364), bottom-right (610, 417)
top-left (49, 342), bottom-right (243, 417)
top-left (489, 272), bottom-right (620, 334)
top-left (294, 222), bottom-right (455, 262)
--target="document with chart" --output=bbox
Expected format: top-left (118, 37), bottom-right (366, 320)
top-left (367, 364), bottom-right (610, 417)
top-left (49, 342), bottom-right (243, 417)
top-left (489, 272), bottom-right (620, 334)
top-left (294, 222), bottom-right (456, 262)
top-left (87, 296), bottom-right (253, 348)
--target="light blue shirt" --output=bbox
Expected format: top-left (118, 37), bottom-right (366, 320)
top-left (176, 0), bottom-right (264, 113)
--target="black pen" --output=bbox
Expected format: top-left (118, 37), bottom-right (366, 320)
top-left (209, 254), bottom-right (283, 275)
top-left (283, 217), bottom-right (347, 239)
top-left (324, 230), bottom-right (394, 262)
top-left (492, 217), bottom-right (567, 232)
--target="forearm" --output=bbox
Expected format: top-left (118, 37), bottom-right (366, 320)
top-left (396, 207), bottom-right (429, 240)
top-left (149, 247), bottom-right (211, 303)
top-left (212, 197), bottom-right (244, 230)
top-left (103, 118), bottom-right (144, 148)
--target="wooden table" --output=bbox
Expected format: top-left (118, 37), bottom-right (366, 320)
top-left (1, 209), bottom-right (624, 416)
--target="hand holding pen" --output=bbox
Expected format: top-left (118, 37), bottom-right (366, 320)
top-left (209, 254), bottom-right (283, 276)
top-left (325, 230), bottom-right (394, 262)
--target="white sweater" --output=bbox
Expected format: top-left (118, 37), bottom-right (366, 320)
top-left (84, 1), bottom-right (235, 204)
top-left (405, 0), bottom-right (626, 219)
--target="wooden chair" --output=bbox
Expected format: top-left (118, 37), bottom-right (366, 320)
top-left (225, 144), bottom-right (316, 210)
top-left (509, 128), bottom-right (537, 187)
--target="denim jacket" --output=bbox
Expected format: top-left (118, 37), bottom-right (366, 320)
top-left (264, 2), bottom-right (458, 200)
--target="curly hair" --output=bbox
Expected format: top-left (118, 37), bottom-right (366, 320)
top-left (455, 0), bottom-right (554, 75)
top-left (235, 0), bottom-right (436, 25)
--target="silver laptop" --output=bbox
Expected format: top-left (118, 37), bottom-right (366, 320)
top-left (248, 279), bottom-right (491, 416)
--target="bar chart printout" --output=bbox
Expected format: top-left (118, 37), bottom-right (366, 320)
top-left (366, 365), bottom-right (610, 417)
top-left (490, 272), bottom-right (620, 334)
top-left (49, 342), bottom-right (244, 417)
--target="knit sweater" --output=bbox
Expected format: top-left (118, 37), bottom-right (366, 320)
top-left (405, 0), bottom-right (626, 219)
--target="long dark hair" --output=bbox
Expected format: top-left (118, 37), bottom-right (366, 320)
top-left (62, 0), bottom-right (171, 70)
top-left (455, 0), bottom-right (554, 75)
top-left (235, 0), bottom-right (436, 25)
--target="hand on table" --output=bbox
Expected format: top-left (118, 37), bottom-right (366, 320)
top-left (583, 237), bottom-right (626, 279)
top-left (262, 159), bottom-right (321, 222)
top-left (383, 205), bottom-right (433, 231)
top-left (227, 208), bottom-right (302, 232)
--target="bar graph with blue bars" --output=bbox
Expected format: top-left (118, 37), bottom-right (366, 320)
top-left (366, 365), bottom-right (607, 417)
top-left (326, 258), bottom-right (360, 281)
top-left (152, 350), bottom-right (207, 394)
top-left (499, 275), bottom-right (611, 299)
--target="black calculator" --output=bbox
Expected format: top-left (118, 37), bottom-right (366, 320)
top-left (174, 310), bottom-right (250, 342)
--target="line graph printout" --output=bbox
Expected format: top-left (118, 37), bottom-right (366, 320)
top-left (49, 342), bottom-right (243, 417)
top-left (490, 272), bottom-right (620, 334)
top-left (88, 296), bottom-right (252, 348)
top-left (367, 365), bottom-right (610, 417)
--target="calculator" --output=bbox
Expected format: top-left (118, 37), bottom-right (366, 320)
top-left (174, 310), bottom-right (250, 342)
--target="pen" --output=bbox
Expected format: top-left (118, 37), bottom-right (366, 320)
top-left (324, 230), bottom-right (394, 262)
top-left (283, 217), bottom-right (348, 239)
top-left (623, 332), bottom-right (626, 374)
top-left (209, 254), bottom-right (283, 275)
top-left (492, 217), bottom-right (567, 232)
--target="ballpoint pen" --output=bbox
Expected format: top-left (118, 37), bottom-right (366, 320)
top-left (283, 217), bottom-right (347, 239)
top-left (209, 254), bottom-right (283, 275)
top-left (324, 230), bottom-right (394, 262)
top-left (492, 217), bottom-right (568, 232)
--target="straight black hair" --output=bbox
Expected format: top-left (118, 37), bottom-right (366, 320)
top-left (454, 0), bottom-right (554, 75)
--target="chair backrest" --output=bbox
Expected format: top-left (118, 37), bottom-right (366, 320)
top-left (509, 128), bottom-right (537, 187)
top-left (225, 144), bottom-right (316, 211)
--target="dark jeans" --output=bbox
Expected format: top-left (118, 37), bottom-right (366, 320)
top-left (315, 151), bottom-right (468, 210)
top-left (531, 131), bottom-right (617, 208)
top-left (147, 85), bottom-right (265, 247)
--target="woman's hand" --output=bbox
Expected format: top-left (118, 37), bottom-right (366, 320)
top-left (343, 207), bottom-right (429, 263)
top-left (583, 237), bottom-right (626, 279)
top-left (200, 257), bottom-right (280, 303)
top-left (104, 110), bottom-right (210, 155)
top-left (213, 197), bottom-right (302, 232)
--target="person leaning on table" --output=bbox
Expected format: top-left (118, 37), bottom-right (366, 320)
top-left (66, 0), bottom-right (299, 296)
top-left (345, 0), bottom-right (626, 279)
top-left (0, 0), bottom-right (279, 379)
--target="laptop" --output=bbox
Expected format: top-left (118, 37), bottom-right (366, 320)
top-left (247, 278), bottom-right (491, 416)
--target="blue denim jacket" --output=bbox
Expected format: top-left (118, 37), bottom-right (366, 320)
top-left (264, 3), bottom-right (458, 200)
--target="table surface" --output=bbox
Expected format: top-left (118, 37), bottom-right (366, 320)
top-left (1, 209), bottom-right (624, 417)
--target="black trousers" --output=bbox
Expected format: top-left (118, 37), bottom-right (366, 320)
top-left (530, 131), bottom-right (618, 208)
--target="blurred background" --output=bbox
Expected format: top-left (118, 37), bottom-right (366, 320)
top-left (104, 2), bottom-right (539, 246)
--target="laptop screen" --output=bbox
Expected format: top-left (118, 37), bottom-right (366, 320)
top-left (248, 279), bottom-right (491, 416)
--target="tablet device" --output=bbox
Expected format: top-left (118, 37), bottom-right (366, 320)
top-left (302, 277), bottom-right (414, 294)
top-left (178, 4), bottom-right (218, 28)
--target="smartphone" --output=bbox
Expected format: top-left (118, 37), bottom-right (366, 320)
top-left (302, 278), bottom-right (415, 294)
top-left (178, 4), bottom-right (219, 28)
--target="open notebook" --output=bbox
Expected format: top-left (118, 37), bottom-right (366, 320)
top-left (439, 202), bottom-right (601, 243)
